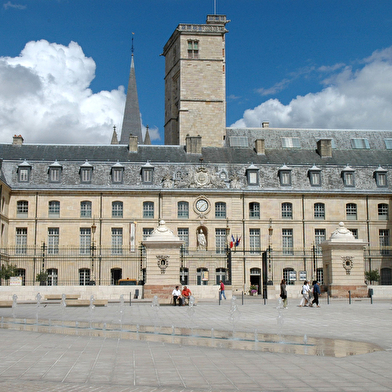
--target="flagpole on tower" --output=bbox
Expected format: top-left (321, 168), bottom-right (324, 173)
top-left (214, 0), bottom-right (217, 14)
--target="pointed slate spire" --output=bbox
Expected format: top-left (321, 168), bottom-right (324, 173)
top-left (111, 125), bottom-right (119, 145)
top-left (144, 125), bottom-right (151, 145)
top-left (120, 46), bottom-right (143, 145)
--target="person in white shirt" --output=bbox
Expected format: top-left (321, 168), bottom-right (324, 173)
top-left (299, 281), bottom-right (310, 307)
top-left (172, 286), bottom-right (182, 306)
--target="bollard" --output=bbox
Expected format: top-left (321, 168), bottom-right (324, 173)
top-left (348, 290), bottom-right (351, 304)
top-left (263, 297), bottom-right (267, 305)
top-left (327, 292), bottom-right (330, 305)
top-left (219, 296), bottom-right (221, 306)
top-left (242, 291), bottom-right (244, 305)
top-left (370, 291), bottom-right (373, 305)
top-left (129, 292), bottom-right (132, 306)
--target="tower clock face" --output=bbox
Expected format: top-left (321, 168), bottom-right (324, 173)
top-left (196, 198), bottom-right (208, 212)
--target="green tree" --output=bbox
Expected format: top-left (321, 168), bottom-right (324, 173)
top-left (0, 262), bottom-right (18, 283)
top-left (36, 271), bottom-right (48, 285)
top-left (365, 269), bottom-right (380, 284)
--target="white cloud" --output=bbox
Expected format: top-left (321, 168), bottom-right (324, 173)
top-left (3, 1), bottom-right (26, 10)
top-left (232, 47), bottom-right (392, 130)
top-left (0, 40), bottom-right (157, 144)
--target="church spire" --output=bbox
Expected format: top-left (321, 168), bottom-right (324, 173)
top-left (120, 34), bottom-right (143, 145)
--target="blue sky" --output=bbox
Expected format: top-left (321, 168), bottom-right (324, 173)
top-left (1, 0), bottom-right (392, 144)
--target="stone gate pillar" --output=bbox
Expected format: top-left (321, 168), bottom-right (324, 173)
top-left (142, 220), bottom-right (183, 302)
top-left (320, 222), bottom-right (367, 298)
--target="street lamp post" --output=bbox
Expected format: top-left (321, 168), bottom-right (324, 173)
top-left (268, 218), bottom-right (273, 283)
top-left (91, 222), bottom-right (96, 285)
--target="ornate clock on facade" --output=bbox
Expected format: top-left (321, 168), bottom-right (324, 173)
top-left (195, 197), bottom-right (210, 214)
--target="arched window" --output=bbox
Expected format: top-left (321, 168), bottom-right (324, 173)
top-left (79, 268), bottom-right (91, 286)
top-left (47, 268), bottom-right (58, 286)
top-left (215, 202), bottom-right (226, 219)
top-left (314, 203), bottom-right (325, 219)
top-left (283, 267), bottom-right (295, 285)
top-left (346, 203), bottom-right (357, 220)
top-left (111, 268), bottom-right (122, 285)
top-left (112, 201), bottom-right (123, 218)
top-left (249, 202), bottom-right (260, 219)
top-left (80, 201), bottom-right (92, 218)
top-left (378, 203), bottom-right (388, 220)
top-left (197, 267), bottom-right (208, 285)
top-left (178, 201), bottom-right (189, 218)
top-left (282, 202), bottom-right (292, 219)
top-left (16, 200), bottom-right (28, 217)
top-left (216, 268), bottom-right (226, 285)
top-left (48, 200), bottom-right (60, 217)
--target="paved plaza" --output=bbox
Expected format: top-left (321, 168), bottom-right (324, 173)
top-left (0, 296), bottom-right (391, 392)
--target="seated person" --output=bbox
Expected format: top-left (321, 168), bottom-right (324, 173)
top-left (181, 286), bottom-right (192, 305)
top-left (172, 285), bottom-right (182, 306)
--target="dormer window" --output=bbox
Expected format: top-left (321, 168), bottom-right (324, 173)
top-left (374, 166), bottom-right (387, 187)
top-left (308, 165), bottom-right (321, 187)
top-left (351, 138), bottom-right (370, 149)
top-left (111, 162), bottom-right (124, 184)
top-left (141, 161), bottom-right (154, 184)
top-left (279, 164), bottom-right (292, 186)
top-left (246, 163), bottom-right (259, 186)
top-left (80, 160), bottom-right (93, 183)
top-left (17, 160), bottom-right (31, 183)
top-left (48, 160), bottom-right (62, 183)
top-left (342, 164), bottom-right (355, 187)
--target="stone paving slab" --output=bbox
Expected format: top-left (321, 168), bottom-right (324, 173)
top-left (0, 297), bottom-right (391, 392)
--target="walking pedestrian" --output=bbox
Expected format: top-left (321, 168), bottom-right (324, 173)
top-left (280, 279), bottom-right (288, 308)
top-left (219, 280), bottom-right (226, 300)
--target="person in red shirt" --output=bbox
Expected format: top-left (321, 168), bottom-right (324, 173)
top-left (181, 286), bottom-right (191, 305)
top-left (219, 280), bottom-right (226, 300)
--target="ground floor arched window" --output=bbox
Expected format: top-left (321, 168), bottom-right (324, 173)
top-left (283, 267), bottom-right (295, 285)
top-left (111, 268), bottom-right (122, 285)
top-left (47, 268), bottom-right (58, 286)
top-left (216, 268), bottom-right (226, 284)
top-left (180, 267), bottom-right (188, 285)
top-left (197, 267), bottom-right (208, 285)
top-left (79, 268), bottom-right (90, 286)
top-left (380, 268), bottom-right (392, 285)
top-left (15, 269), bottom-right (26, 285)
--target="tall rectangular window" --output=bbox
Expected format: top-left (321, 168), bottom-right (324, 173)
top-left (282, 203), bottom-right (292, 219)
top-left (48, 201), bottom-right (60, 217)
top-left (249, 228), bottom-right (261, 254)
top-left (314, 203), bottom-right (325, 219)
top-left (378, 203), bottom-right (388, 220)
top-left (112, 201), bottom-right (123, 218)
top-left (343, 172), bottom-right (355, 187)
top-left (80, 228), bottom-right (91, 255)
top-left (112, 228), bottom-right (123, 255)
top-left (249, 202), bottom-right (260, 219)
top-left (188, 40), bottom-right (199, 59)
top-left (215, 202), bottom-right (226, 219)
top-left (17, 200), bottom-right (28, 217)
top-left (314, 229), bottom-right (326, 254)
top-left (346, 203), bottom-right (357, 220)
top-left (282, 229), bottom-right (293, 255)
top-left (16, 228), bottom-right (27, 254)
top-left (178, 228), bottom-right (189, 254)
top-left (143, 202), bottom-right (154, 218)
top-left (178, 202), bottom-right (189, 219)
top-left (18, 168), bottom-right (29, 182)
top-left (215, 228), bottom-right (226, 254)
top-left (80, 168), bottom-right (92, 183)
top-left (48, 228), bottom-right (59, 254)
top-left (379, 229), bottom-right (390, 255)
top-left (49, 168), bottom-right (61, 182)
top-left (80, 201), bottom-right (92, 218)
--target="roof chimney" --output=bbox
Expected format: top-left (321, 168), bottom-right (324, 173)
top-left (186, 135), bottom-right (202, 154)
top-left (12, 135), bottom-right (24, 146)
top-left (317, 139), bottom-right (332, 158)
top-left (255, 139), bottom-right (265, 155)
top-left (128, 135), bottom-right (138, 152)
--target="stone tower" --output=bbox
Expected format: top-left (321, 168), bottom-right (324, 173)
top-left (162, 15), bottom-right (229, 147)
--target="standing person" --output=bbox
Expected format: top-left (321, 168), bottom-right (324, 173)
top-left (219, 280), bottom-right (226, 300)
top-left (181, 286), bottom-right (192, 305)
top-left (299, 280), bottom-right (309, 307)
top-left (280, 279), bottom-right (288, 308)
top-left (311, 280), bottom-right (321, 307)
top-left (172, 285), bottom-right (181, 306)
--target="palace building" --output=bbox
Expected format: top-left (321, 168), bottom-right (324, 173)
top-left (0, 15), bottom-right (391, 292)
